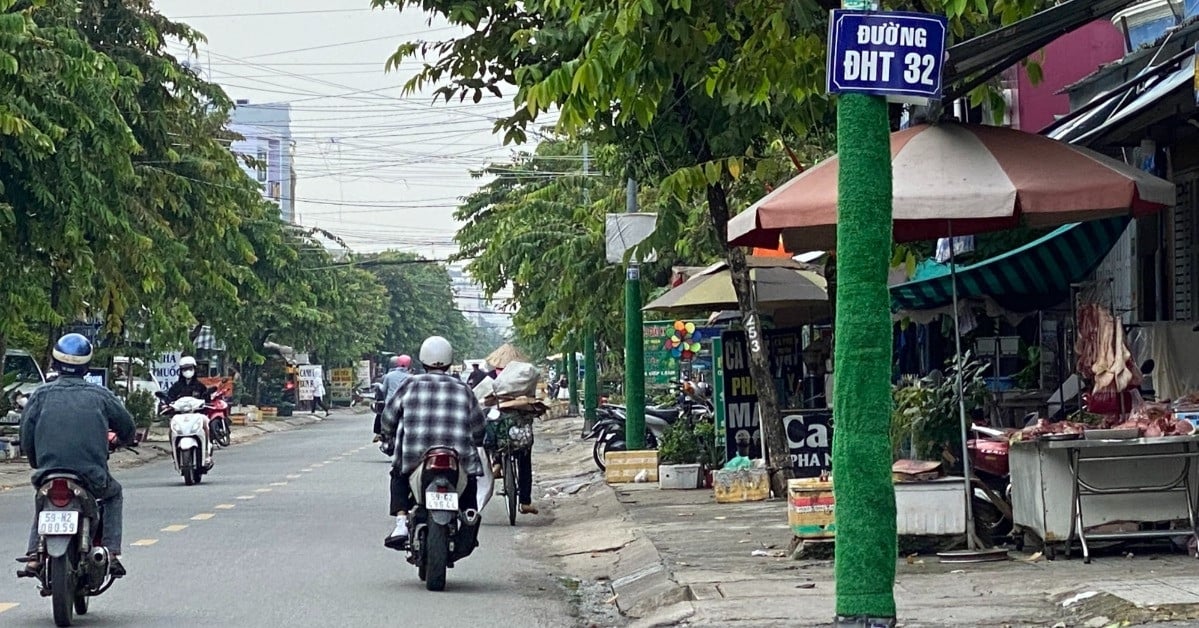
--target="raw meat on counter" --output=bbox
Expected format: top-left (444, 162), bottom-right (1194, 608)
top-left (1009, 419), bottom-right (1087, 443)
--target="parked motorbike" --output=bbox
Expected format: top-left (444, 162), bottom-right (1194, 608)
top-left (589, 378), bottom-right (715, 471)
top-left (205, 388), bottom-right (231, 448)
top-left (405, 447), bottom-right (481, 591)
top-left (966, 422), bottom-right (1018, 543)
top-left (156, 391), bottom-right (215, 486)
top-left (17, 435), bottom-right (134, 626)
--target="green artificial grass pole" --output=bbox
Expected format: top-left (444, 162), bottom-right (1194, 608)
top-left (832, 91), bottom-right (898, 622)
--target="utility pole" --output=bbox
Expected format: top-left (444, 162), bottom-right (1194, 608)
top-left (624, 176), bottom-right (646, 450)
top-left (583, 143), bottom-right (599, 431)
top-left (566, 347), bottom-right (579, 415)
top-left (832, 0), bottom-right (899, 625)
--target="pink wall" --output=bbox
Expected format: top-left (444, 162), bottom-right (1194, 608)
top-left (1010, 21), bottom-right (1126, 133)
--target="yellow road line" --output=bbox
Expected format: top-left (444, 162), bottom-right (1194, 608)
top-left (191, 513), bottom-right (215, 521)
top-left (214, 504), bottom-right (235, 510)
top-left (131, 539), bottom-right (158, 547)
top-left (0, 603), bottom-right (19, 613)
top-left (161, 525), bottom-right (188, 532)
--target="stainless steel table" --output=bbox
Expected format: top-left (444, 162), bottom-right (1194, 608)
top-left (1012, 436), bottom-right (1199, 563)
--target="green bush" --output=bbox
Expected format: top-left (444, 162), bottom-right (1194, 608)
top-left (125, 389), bottom-right (157, 429)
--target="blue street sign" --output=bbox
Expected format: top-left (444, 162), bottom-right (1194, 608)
top-left (826, 10), bottom-right (949, 104)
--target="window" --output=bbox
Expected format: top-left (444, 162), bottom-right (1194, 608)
top-left (256, 148), bottom-right (268, 183)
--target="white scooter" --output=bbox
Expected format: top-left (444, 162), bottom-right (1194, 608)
top-left (156, 392), bottom-right (214, 486)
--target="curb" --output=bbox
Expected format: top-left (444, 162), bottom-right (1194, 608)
top-left (594, 483), bottom-right (692, 619)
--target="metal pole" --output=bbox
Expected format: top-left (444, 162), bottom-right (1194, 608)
top-left (567, 347), bottom-right (580, 415)
top-left (583, 143), bottom-right (599, 430)
top-left (948, 222), bottom-right (981, 550)
top-left (625, 176), bottom-right (646, 450)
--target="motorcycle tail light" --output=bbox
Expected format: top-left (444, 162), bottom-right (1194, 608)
top-left (48, 479), bottom-right (72, 507)
top-left (426, 452), bottom-right (458, 471)
top-left (436, 485), bottom-right (448, 493)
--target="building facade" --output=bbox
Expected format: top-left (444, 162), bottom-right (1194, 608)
top-left (228, 100), bottom-right (296, 223)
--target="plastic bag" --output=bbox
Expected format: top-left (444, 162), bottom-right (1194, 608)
top-left (493, 361), bottom-right (540, 398)
top-left (723, 455), bottom-right (753, 471)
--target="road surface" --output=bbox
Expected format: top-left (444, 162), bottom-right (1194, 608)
top-left (0, 411), bottom-right (573, 626)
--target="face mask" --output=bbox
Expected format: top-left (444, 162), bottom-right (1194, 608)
top-left (182, 369), bottom-right (195, 378)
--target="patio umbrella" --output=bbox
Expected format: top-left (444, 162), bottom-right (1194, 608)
top-left (728, 122), bottom-right (1175, 250)
top-left (643, 256), bottom-right (828, 319)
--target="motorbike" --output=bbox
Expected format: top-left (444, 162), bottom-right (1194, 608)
top-left (156, 390), bottom-right (215, 486)
top-left (966, 421), bottom-right (1018, 544)
top-left (205, 388), bottom-right (232, 448)
top-left (589, 379), bottom-right (715, 471)
top-left (405, 447), bottom-right (482, 591)
top-left (17, 434), bottom-right (134, 627)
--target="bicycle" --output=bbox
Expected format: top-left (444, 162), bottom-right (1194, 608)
top-left (488, 410), bottom-right (535, 526)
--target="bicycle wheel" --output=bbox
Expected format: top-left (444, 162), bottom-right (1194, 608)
top-left (504, 451), bottom-right (518, 526)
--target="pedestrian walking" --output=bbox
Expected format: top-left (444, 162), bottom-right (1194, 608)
top-left (313, 377), bottom-right (330, 417)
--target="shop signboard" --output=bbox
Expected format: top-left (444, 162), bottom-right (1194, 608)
top-left (783, 410), bottom-right (833, 478)
top-left (643, 320), bottom-right (715, 389)
top-left (298, 365), bottom-right (322, 402)
top-left (151, 351), bottom-right (182, 393)
top-left (720, 329), bottom-right (809, 465)
top-left (826, 9), bottom-right (948, 104)
top-left (356, 360), bottom-right (372, 388)
top-left (84, 368), bottom-right (107, 388)
top-left (330, 368), bottom-right (354, 402)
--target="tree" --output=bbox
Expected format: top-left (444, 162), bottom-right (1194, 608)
top-left (452, 135), bottom-right (723, 379)
top-left (366, 251), bottom-right (480, 360)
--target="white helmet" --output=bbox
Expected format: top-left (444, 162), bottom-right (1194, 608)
top-left (419, 336), bottom-right (453, 369)
top-left (179, 356), bottom-right (197, 374)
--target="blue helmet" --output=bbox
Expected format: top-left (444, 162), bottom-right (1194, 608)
top-left (51, 333), bottom-right (93, 376)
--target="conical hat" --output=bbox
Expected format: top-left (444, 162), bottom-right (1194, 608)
top-left (486, 343), bottom-right (528, 370)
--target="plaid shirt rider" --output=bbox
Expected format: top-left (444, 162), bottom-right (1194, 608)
top-left (380, 372), bottom-right (486, 476)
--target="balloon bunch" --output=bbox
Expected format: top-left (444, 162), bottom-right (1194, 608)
top-left (664, 321), bottom-right (703, 360)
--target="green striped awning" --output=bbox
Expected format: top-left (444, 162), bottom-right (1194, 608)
top-left (890, 216), bottom-right (1131, 314)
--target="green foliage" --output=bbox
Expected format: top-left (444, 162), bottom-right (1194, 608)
top-left (891, 352), bottom-right (993, 461)
top-left (658, 421), bottom-right (702, 465)
top-left (365, 251), bottom-right (480, 360)
top-left (124, 388), bottom-right (157, 429)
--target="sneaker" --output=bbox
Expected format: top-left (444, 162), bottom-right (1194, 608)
top-left (383, 518), bottom-right (409, 550)
top-left (109, 555), bottom-right (126, 578)
top-left (372, 435), bottom-right (381, 443)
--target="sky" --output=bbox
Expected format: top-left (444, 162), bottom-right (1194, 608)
top-left (153, 0), bottom-right (548, 264)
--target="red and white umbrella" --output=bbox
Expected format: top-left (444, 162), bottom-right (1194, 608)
top-left (728, 122), bottom-right (1175, 250)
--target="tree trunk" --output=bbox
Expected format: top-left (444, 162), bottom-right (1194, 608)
top-left (707, 182), bottom-right (793, 497)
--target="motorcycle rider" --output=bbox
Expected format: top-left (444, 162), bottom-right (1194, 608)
top-left (18, 334), bottom-right (136, 578)
top-left (166, 356), bottom-right (207, 402)
top-left (372, 355), bottom-right (411, 442)
top-left (380, 337), bottom-right (485, 549)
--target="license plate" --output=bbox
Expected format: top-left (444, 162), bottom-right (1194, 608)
top-left (38, 511), bottom-right (79, 535)
top-left (425, 491), bottom-right (459, 511)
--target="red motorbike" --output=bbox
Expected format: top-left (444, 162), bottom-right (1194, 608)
top-left (204, 389), bottom-right (231, 448)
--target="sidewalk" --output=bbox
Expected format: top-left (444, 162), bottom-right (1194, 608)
top-left (531, 415), bottom-right (1199, 628)
top-left (0, 409), bottom-right (346, 491)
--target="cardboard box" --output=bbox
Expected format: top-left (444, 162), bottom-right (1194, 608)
top-left (788, 477), bottom-right (835, 539)
top-left (605, 450), bottom-right (659, 484)
top-left (714, 468), bottom-right (770, 503)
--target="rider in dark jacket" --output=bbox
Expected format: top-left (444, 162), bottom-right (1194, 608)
top-left (166, 355), bottom-right (207, 402)
top-left (19, 334), bottom-right (136, 578)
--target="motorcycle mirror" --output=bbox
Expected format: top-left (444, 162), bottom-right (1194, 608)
top-left (154, 391), bottom-right (167, 401)
top-left (1141, 359), bottom-right (1155, 375)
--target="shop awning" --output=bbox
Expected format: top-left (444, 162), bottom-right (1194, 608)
top-left (890, 216), bottom-right (1131, 314)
